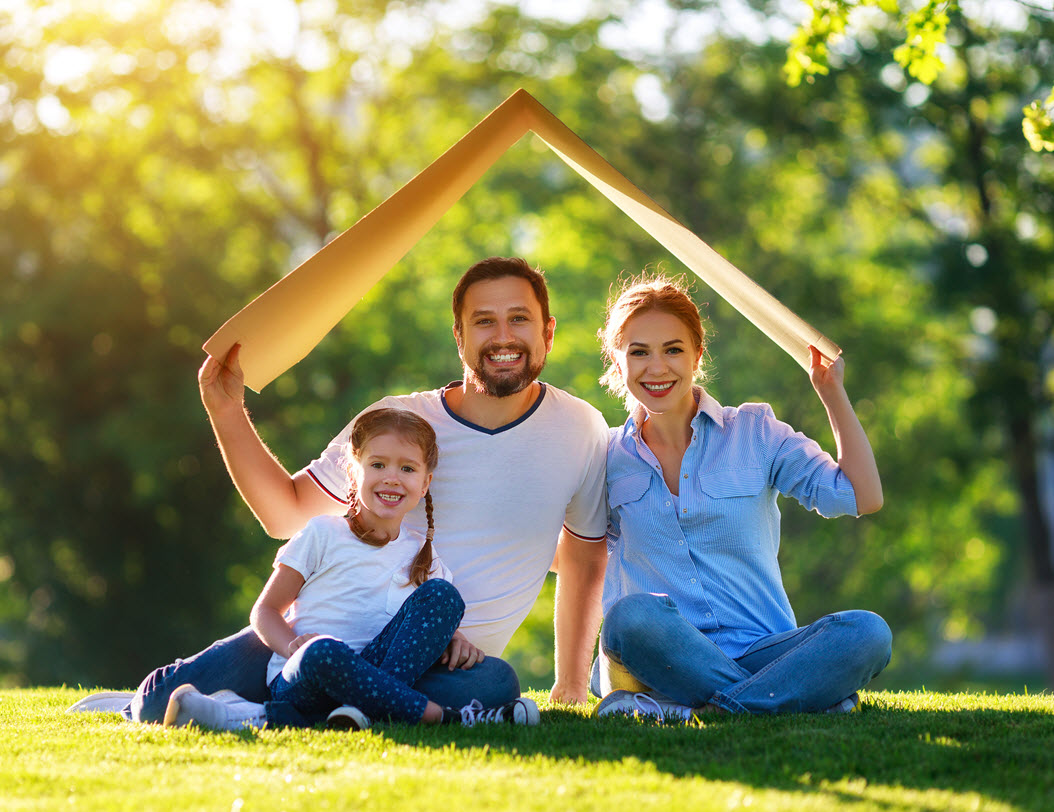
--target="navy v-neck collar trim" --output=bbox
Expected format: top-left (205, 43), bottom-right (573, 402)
top-left (441, 381), bottom-right (547, 435)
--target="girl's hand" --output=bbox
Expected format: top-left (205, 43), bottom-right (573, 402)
top-left (287, 632), bottom-right (318, 658)
top-left (440, 630), bottom-right (485, 671)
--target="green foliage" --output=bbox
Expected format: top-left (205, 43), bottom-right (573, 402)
top-left (0, 0), bottom-right (1050, 694)
top-left (1022, 88), bottom-right (1054, 152)
top-left (4, 688), bottom-right (1054, 811)
top-left (892, 0), bottom-right (951, 84)
top-left (785, 0), bottom-right (1054, 152)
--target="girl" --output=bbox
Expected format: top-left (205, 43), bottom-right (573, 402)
top-left (593, 276), bottom-right (892, 720)
top-left (164, 408), bottom-right (538, 729)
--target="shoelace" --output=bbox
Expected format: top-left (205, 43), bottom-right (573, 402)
top-left (631, 692), bottom-right (666, 722)
top-left (458, 699), bottom-right (505, 726)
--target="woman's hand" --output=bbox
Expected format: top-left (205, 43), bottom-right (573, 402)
top-left (287, 633), bottom-right (319, 658)
top-left (440, 630), bottom-right (485, 670)
top-left (808, 345), bottom-right (845, 399)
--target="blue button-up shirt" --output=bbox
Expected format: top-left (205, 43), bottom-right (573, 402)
top-left (604, 389), bottom-right (859, 659)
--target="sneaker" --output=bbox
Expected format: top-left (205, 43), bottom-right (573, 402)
top-left (326, 705), bottom-right (371, 731)
top-left (163, 684), bottom-right (265, 730)
top-left (66, 691), bottom-right (134, 714)
top-left (825, 692), bottom-right (861, 714)
top-left (594, 690), bottom-right (701, 723)
top-left (456, 697), bottom-right (540, 727)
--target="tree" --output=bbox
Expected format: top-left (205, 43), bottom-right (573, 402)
top-left (786, 0), bottom-right (1054, 151)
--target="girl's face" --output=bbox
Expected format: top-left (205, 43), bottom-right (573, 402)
top-left (614, 309), bottom-right (702, 415)
top-left (351, 432), bottom-right (433, 537)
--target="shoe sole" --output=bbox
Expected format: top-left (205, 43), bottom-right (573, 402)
top-left (66, 691), bottom-right (135, 714)
top-left (162, 684), bottom-right (199, 728)
top-left (326, 707), bottom-right (370, 731)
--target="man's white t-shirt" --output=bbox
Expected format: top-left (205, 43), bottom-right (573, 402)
top-left (302, 382), bottom-right (608, 656)
top-left (266, 514), bottom-right (453, 685)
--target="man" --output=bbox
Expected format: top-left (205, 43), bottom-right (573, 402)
top-left (126, 257), bottom-right (608, 726)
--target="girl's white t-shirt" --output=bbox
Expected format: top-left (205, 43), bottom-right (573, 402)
top-left (265, 514), bottom-right (452, 685)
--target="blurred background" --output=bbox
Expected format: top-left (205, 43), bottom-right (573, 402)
top-left (1, 0), bottom-right (1052, 695)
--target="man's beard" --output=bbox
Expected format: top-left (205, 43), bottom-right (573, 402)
top-left (465, 343), bottom-right (546, 398)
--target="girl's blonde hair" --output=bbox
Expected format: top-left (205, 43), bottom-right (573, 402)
top-left (599, 274), bottom-right (708, 407)
top-left (345, 408), bottom-right (439, 587)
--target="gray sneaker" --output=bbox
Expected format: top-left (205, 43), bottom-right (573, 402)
top-left (326, 705), bottom-right (371, 731)
top-left (824, 692), bottom-right (861, 714)
top-left (163, 684), bottom-right (265, 730)
top-left (457, 697), bottom-right (540, 726)
top-left (594, 690), bottom-right (701, 723)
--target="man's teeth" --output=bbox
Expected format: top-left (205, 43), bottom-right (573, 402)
top-left (642, 382), bottom-right (674, 392)
top-left (489, 352), bottom-right (521, 362)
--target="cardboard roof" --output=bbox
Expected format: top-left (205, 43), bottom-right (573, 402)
top-left (204, 88), bottom-right (839, 392)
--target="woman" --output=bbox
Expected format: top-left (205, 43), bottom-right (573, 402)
top-left (593, 276), bottom-right (891, 719)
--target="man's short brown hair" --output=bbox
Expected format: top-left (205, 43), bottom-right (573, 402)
top-left (451, 257), bottom-right (551, 335)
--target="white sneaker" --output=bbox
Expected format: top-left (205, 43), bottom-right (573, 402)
top-left (163, 684), bottom-right (265, 730)
top-left (594, 690), bottom-right (700, 723)
top-left (66, 691), bottom-right (134, 714)
top-left (457, 697), bottom-right (540, 726)
top-left (326, 705), bottom-right (371, 731)
top-left (824, 692), bottom-right (861, 714)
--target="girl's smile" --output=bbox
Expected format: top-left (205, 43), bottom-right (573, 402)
top-left (352, 432), bottom-right (433, 539)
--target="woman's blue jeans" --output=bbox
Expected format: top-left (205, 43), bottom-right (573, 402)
top-left (128, 579), bottom-right (520, 725)
top-left (270, 578), bottom-right (464, 724)
top-left (592, 593), bottom-right (892, 714)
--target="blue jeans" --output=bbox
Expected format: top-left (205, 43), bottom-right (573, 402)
top-left (592, 593), bottom-right (892, 714)
top-left (128, 582), bottom-right (521, 725)
top-left (271, 578), bottom-right (463, 724)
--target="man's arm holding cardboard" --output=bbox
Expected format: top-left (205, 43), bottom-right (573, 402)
top-left (199, 344), bottom-right (344, 539)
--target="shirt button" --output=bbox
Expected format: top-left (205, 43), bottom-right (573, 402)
top-left (665, 501), bottom-right (670, 507)
top-left (683, 508), bottom-right (688, 514)
top-left (706, 613), bottom-right (712, 617)
top-left (690, 578), bottom-right (697, 583)
top-left (678, 540), bottom-right (684, 545)
top-left (683, 474), bottom-right (688, 479)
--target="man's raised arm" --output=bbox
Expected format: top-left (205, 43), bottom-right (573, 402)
top-left (199, 344), bottom-right (344, 539)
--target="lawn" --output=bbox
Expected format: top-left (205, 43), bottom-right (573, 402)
top-left (3, 687), bottom-right (1052, 811)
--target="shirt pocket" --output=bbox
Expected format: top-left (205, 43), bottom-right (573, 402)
top-left (608, 472), bottom-right (651, 509)
top-left (696, 467), bottom-right (768, 552)
top-left (697, 467), bottom-right (767, 500)
top-left (385, 572), bottom-right (414, 616)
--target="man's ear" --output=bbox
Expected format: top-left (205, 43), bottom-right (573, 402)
top-left (452, 323), bottom-right (464, 354)
top-left (544, 317), bottom-right (556, 352)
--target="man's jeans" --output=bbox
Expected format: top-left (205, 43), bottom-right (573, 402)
top-left (591, 592), bottom-right (892, 714)
top-left (127, 587), bottom-right (521, 726)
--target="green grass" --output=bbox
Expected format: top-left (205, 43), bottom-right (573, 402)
top-left (3, 688), bottom-right (1053, 811)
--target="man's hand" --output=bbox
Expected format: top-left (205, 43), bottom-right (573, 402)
top-left (548, 682), bottom-right (588, 705)
top-left (440, 629), bottom-right (485, 671)
top-left (199, 343), bottom-right (246, 416)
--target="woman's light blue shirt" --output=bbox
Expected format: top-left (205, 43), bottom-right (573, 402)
top-left (604, 389), bottom-right (859, 659)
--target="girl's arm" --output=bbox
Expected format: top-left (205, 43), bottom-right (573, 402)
top-left (250, 564), bottom-right (311, 658)
top-left (808, 346), bottom-right (884, 515)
